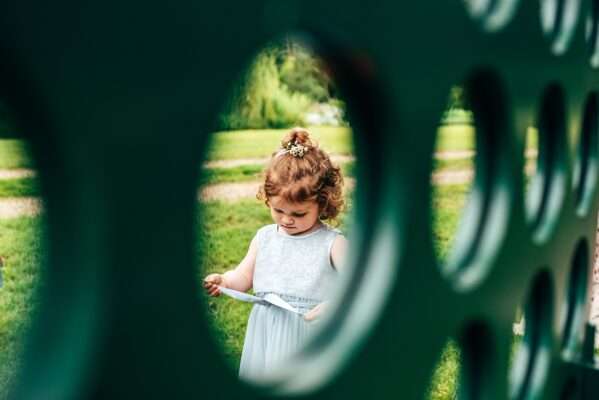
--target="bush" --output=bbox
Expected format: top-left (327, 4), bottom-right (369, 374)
top-left (220, 48), bottom-right (312, 129)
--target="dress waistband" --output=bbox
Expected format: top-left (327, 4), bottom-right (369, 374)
top-left (254, 292), bottom-right (321, 308)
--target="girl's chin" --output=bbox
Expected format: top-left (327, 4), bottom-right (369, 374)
top-left (281, 225), bottom-right (302, 234)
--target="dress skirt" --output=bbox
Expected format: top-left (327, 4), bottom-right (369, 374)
top-left (239, 293), bottom-right (319, 381)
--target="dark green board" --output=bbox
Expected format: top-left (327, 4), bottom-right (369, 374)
top-left (0, 1), bottom-right (597, 399)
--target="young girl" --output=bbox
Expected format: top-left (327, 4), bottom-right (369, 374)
top-left (203, 127), bottom-right (347, 380)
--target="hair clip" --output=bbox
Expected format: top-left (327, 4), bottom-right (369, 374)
top-left (285, 141), bottom-right (309, 158)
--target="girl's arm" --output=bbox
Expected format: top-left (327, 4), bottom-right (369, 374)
top-left (222, 236), bottom-right (257, 292)
top-left (204, 236), bottom-right (257, 296)
top-left (305, 235), bottom-right (348, 321)
top-left (330, 235), bottom-right (348, 270)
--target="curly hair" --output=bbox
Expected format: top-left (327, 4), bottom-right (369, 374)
top-left (257, 127), bottom-right (345, 223)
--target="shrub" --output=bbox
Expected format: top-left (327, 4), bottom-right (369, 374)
top-left (220, 48), bottom-right (312, 129)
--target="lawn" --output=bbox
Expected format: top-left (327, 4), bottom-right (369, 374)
top-left (0, 141), bottom-right (34, 170)
top-left (0, 217), bottom-right (43, 399)
top-left (207, 126), bottom-right (354, 161)
top-left (0, 178), bottom-right (39, 198)
top-left (207, 124), bottom-right (480, 161)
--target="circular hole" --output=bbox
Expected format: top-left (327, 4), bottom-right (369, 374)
top-left (463, 0), bottom-right (521, 31)
top-left (562, 239), bottom-right (589, 357)
top-left (560, 376), bottom-right (580, 399)
top-left (196, 34), bottom-right (379, 391)
top-left (426, 322), bottom-right (494, 400)
top-left (525, 84), bottom-right (568, 243)
top-left (540, 0), bottom-right (582, 55)
top-left (509, 270), bottom-right (554, 399)
top-left (573, 92), bottom-right (599, 214)
top-left (585, 0), bottom-right (599, 67)
top-left (524, 127), bottom-right (539, 192)
top-left (0, 100), bottom-right (44, 396)
top-left (433, 70), bottom-right (511, 290)
top-left (432, 84), bottom-right (475, 263)
top-left (459, 322), bottom-right (495, 400)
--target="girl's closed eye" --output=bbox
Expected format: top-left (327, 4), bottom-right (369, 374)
top-left (292, 213), bottom-right (307, 218)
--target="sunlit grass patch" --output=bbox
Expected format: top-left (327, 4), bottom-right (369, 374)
top-left (0, 141), bottom-right (33, 170)
top-left (0, 217), bottom-right (43, 398)
top-left (0, 178), bottom-right (39, 198)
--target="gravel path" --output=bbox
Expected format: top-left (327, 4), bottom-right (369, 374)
top-left (0, 197), bottom-right (42, 218)
top-left (0, 168), bottom-right (479, 217)
top-left (0, 169), bottom-right (36, 179)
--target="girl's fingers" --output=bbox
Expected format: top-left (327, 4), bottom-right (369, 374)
top-left (303, 306), bottom-right (319, 321)
top-left (203, 274), bottom-right (222, 286)
top-left (304, 303), bottom-right (327, 321)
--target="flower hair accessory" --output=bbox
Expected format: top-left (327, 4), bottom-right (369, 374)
top-left (282, 140), bottom-right (309, 158)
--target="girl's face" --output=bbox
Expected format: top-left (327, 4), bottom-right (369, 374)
top-left (268, 196), bottom-right (320, 236)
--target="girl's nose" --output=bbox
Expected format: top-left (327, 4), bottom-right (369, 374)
top-left (282, 215), bottom-right (294, 225)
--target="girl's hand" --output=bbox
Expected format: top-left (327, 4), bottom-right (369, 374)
top-left (304, 302), bottom-right (329, 322)
top-left (203, 273), bottom-right (225, 297)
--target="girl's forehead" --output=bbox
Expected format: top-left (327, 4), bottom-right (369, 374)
top-left (269, 196), bottom-right (317, 211)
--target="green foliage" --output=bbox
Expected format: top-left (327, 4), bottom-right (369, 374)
top-left (219, 47), bottom-right (312, 130)
top-left (278, 41), bottom-right (331, 103)
top-left (219, 39), bottom-right (347, 130)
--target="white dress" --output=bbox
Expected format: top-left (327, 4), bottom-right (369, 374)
top-left (238, 223), bottom-right (340, 380)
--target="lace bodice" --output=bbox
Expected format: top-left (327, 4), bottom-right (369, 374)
top-left (252, 224), bottom-right (339, 301)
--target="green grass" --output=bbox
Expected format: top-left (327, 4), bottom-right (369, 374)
top-left (0, 178), bottom-right (39, 198)
top-left (208, 125), bottom-right (478, 161)
top-left (0, 217), bottom-right (43, 398)
top-left (201, 165), bottom-right (265, 186)
top-left (434, 158), bottom-right (474, 172)
top-left (0, 141), bottom-right (33, 170)
top-left (200, 162), bottom-right (356, 185)
top-left (436, 125), bottom-right (475, 152)
top-left (197, 199), bottom-right (275, 367)
top-left (431, 184), bottom-right (470, 261)
top-left (429, 341), bottom-right (461, 400)
top-left (207, 127), bottom-right (354, 161)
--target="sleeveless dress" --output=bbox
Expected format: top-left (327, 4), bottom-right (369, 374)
top-left (238, 223), bottom-right (340, 380)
